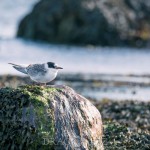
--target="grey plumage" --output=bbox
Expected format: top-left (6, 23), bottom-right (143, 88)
top-left (26, 64), bottom-right (47, 76)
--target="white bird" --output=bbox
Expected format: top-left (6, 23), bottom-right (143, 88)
top-left (8, 62), bottom-right (63, 85)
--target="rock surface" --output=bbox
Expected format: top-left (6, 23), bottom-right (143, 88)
top-left (17, 0), bottom-right (150, 47)
top-left (0, 85), bottom-right (103, 150)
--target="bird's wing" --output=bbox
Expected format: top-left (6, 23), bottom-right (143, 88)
top-left (8, 63), bottom-right (28, 75)
top-left (26, 64), bottom-right (47, 76)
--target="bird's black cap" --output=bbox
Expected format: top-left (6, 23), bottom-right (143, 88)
top-left (47, 62), bottom-right (55, 68)
top-left (47, 62), bottom-right (63, 69)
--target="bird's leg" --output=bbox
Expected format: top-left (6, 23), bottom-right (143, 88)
top-left (39, 83), bottom-right (46, 86)
top-left (32, 82), bottom-right (46, 86)
top-left (32, 82), bottom-right (42, 86)
top-left (32, 82), bottom-right (38, 86)
top-left (42, 83), bottom-right (46, 86)
top-left (47, 85), bottom-right (64, 88)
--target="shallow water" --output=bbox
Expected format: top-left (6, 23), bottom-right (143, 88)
top-left (81, 85), bottom-right (150, 101)
top-left (0, 0), bottom-right (150, 101)
top-left (56, 74), bottom-right (150, 101)
top-left (1, 39), bottom-right (150, 75)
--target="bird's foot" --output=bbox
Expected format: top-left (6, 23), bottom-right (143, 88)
top-left (32, 82), bottom-right (46, 86)
top-left (39, 83), bottom-right (47, 87)
top-left (47, 85), bottom-right (65, 89)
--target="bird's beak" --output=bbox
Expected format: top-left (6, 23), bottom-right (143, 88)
top-left (55, 66), bottom-right (63, 69)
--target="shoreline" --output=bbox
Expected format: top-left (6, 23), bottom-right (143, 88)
top-left (0, 74), bottom-right (150, 101)
top-left (1, 73), bottom-right (150, 84)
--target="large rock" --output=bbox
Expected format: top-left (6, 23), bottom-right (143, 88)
top-left (16, 0), bottom-right (120, 46)
top-left (17, 0), bottom-right (150, 47)
top-left (0, 85), bottom-right (103, 150)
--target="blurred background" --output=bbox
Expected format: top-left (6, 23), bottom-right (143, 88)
top-left (0, 0), bottom-right (150, 101)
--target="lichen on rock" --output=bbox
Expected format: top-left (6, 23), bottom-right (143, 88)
top-left (0, 85), bottom-right (104, 150)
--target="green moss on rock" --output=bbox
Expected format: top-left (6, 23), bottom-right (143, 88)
top-left (0, 85), bottom-right (58, 150)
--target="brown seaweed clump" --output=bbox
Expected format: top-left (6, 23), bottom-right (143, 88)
top-left (103, 121), bottom-right (150, 150)
top-left (97, 99), bottom-right (150, 131)
top-left (96, 99), bottom-right (150, 150)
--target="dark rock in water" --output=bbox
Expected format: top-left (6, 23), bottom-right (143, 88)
top-left (17, 0), bottom-right (150, 47)
top-left (0, 85), bottom-right (103, 150)
top-left (17, 0), bottom-right (120, 46)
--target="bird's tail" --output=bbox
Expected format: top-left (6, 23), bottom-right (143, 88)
top-left (8, 63), bottom-right (28, 74)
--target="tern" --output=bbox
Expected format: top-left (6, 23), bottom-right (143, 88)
top-left (9, 62), bottom-right (63, 85)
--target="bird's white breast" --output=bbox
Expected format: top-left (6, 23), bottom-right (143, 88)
top-left (30, 68), bottom-right (58, 83)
